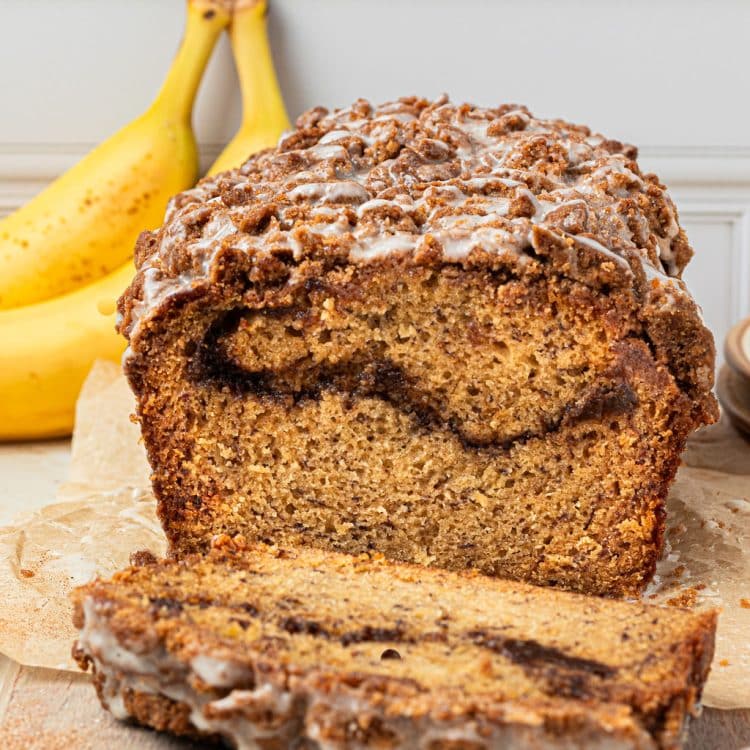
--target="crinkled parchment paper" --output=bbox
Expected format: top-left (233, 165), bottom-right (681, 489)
top-left (0, 360), bottom-right (748, 707)
top-left (0, 361), bottom-right (163, 670)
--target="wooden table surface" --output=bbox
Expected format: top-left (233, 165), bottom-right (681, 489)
top-left (1, 440), bottom-right (749, 749)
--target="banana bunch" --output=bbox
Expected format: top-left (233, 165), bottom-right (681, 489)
top-left (0, 0), bottom-right (289, 440)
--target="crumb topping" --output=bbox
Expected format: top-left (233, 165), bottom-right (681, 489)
top-left (121, 95), bottom-right (695, 342)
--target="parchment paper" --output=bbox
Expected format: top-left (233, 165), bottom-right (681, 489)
top-left (0, 360), bottom-right (748, 708)
top-left (0, 361), bottom-right (164, 670)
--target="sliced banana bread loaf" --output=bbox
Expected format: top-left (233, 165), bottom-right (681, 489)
top-left (73, 540), bottom-right (717, 750)
top-left (118, 96), bottom-right (717, 596)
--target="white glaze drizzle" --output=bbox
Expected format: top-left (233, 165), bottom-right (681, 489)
top-left (287, 181), bottom-right (370, 205)
top-left (76, 597), bottom-right (657, 750)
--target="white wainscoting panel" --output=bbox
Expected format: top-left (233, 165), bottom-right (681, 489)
top-left (680, 205), bottom-right (750, 345)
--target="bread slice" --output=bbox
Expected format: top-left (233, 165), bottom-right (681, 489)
top-left (118, 96), bottom-right (717, 596)
top-left (73, 539), bottom-right (716, 750)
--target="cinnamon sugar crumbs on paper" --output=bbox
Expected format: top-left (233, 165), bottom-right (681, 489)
top-left (666, 588), bottom-right (699, 608)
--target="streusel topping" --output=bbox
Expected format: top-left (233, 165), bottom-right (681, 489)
top-left (122, 96), bottom-right (694, 340)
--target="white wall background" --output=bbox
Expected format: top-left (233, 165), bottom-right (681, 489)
top-left (1, 0), bottom-right (748, 356)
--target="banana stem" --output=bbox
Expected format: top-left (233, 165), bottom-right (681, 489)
top-left (151, 0), bottom-right (231, 123)
top-left (231, 0), bottom-right (290, 135)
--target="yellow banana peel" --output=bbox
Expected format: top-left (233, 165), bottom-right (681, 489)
top-left (208, 0), bottom-right (290, 176)
top-left (0, 0), bottom-right (230, 309)
top-left (0, 263), bottom-right (134, 440)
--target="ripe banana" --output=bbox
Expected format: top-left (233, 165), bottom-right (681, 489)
top-left (0, 263), bottom-right (134, 440)
top-left (207, 0), bottom-right (290, 176)
top-left (0, 0), bottom-right (230, 309)
top-left (0, 0), bottom-right (232, 440)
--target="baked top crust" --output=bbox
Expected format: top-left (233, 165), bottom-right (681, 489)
top-left (117, 95), bottom-right (716, 416)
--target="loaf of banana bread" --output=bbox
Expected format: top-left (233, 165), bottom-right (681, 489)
top-left (118, 96), bottom-right (717, 596)
top-left (73, 539), bottom-right (717, 750)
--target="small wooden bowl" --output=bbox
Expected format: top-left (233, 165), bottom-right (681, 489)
top-left (724, 315), bottom-right (750, 383)
top-left (716, 364), bottom-right (750, 437)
